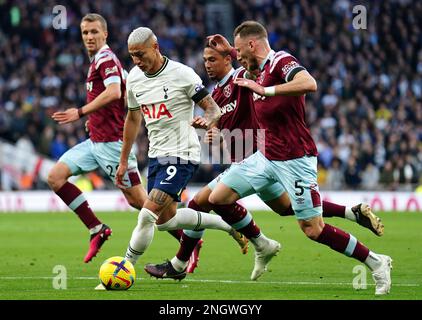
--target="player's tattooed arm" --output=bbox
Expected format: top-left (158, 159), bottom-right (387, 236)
top-left (193, 94), bottom-right (221, 130)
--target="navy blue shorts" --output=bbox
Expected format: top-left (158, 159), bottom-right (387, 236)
top-left (147, 157), bottom-right (199, 202)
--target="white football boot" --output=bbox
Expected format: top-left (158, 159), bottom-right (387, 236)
top-left (251, 239), bottom-right (281, 281)
top-left (371, 254), bottom-right (393, 295)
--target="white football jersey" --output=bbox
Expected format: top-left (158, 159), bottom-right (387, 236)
top-left (127, 57), bottom-right (205, 162)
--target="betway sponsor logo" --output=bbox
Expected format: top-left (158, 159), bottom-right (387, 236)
top-left (220, 100), bottom-right (237, 115)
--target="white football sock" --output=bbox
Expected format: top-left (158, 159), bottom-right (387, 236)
top-left (156, 208), bottom-right (232, 233)
top-left (89, 223), bottom-right (103, 235)
top-left (344, 206), bottom-right (357, 221)
top-left (171, 257), bottom-right (188, 272)
top-left (124, 208), bottom-right (158, 265)
top-left (249, 233), bottom-right (270, 250)
top-left (364, 251), bottom-right (383, 271)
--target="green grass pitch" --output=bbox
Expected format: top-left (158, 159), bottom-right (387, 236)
top-left (0, 211), bottom-right (421, 300)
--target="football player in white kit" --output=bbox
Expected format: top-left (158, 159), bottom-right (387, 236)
top-left (116, 27), bottom-right (247, 276)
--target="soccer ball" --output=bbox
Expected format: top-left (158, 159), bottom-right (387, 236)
top-left (99, 256), bottom-right (136, 290)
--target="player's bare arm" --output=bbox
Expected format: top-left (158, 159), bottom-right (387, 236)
top-left (51, 83), bottom-right (121, 124)
top-left (234, 70), bottom-right (317, 97)
top-left (116, 109), bottom-right (142, 187)
top-left (192, 94), bottom-right (221, 129)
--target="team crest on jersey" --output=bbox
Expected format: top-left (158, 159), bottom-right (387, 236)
top-left (223, 84), bottom-right (232, 98)
top-left (163, 85), bottom-right (169, 99)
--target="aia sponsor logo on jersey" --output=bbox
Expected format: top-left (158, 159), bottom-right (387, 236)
top-left (141, 103), bottom-right (173, 119)
top-left (220, 100), bottom-right (237, 115)
top-left (223, 84), bottom-right (232, 98)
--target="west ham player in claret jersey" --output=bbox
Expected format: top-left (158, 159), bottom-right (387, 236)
top-left (207, 21), bottom-right (392, 295)
top-left (48, 14), bottom-right (148, 264)
top-left (145, 42), bottom-right (385, 281)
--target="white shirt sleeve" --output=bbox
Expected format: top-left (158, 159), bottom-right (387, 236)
top-left (179, 66), bottom-right (205, 99)
top-left (126, 77), bottom-right (139, 111)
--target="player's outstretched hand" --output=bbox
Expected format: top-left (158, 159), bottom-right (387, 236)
top-left (115, 162), bottom-right (128, 189)
top-left (234, 78), bottom-right (265, 96)
top-left (52, 108), bottom-right (80, 124)
top-left (207, 34), bottom-right (232, 55)
top-left (204, 127), bottom-right (221, 144)
top-left (191, 115), bottom-right (209, 129)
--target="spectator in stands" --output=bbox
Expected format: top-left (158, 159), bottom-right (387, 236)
top-left (50, 132), bottom-right (67, 160)
top-left (344, 157), bottom-right (362, 189)
top-left (326, 157), bottom-right (344, 190)
top-left (361, 163), bottom-right (380, 190)
top-left (379, 160), bottom-right (396, 190)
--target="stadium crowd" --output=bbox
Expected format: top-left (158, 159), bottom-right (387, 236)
top-left (0, 0), bottom-right (421, 191)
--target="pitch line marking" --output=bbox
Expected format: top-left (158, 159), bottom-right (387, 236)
top-left (0, 276), bottom-right (419, 287)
